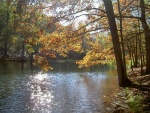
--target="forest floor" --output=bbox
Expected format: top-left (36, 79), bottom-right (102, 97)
top-left (105, 68), bottom-right (150, 113)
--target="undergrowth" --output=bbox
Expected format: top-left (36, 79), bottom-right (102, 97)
top-left (125, 88), bottom-right (143, 113)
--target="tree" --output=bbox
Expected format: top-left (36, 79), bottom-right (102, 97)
top-left (140, 0), bottom-right (150, 74)
top-left (34, 26), bottom-right (83, 71)
top-left (1, 0), bottom-right (149, 86)
top-left (0, 0), bottom-right (49, 62)
top-left (103, 0), bottom-right (131, 87)
top-left (29, 0), bottom-right (137, 86)
top-left (0, 1), bottom-right (14, 58)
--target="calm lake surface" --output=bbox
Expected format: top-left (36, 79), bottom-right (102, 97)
top-left (0, 61), bottom-right (119, 113)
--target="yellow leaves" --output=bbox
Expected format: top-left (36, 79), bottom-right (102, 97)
top-left (76, 50), bottom-right (101, 68)
top-left (76, 34), bottom-right (114, 68)
top-left (38, 30), bottom-right (83, 55)
top-left (25, 37), bottom-right (38, 47)
top-left (33, 55), bottom-right (53, 72)
top-left (48, 53), bottom-right (56, 58)
top-left (35, 29), bottom-right (83, 71)
top-left (59, 53), bottom-right (67, 57)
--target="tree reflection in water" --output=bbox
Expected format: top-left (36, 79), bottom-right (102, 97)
top-left (0, 62), bottom-right (119, 113)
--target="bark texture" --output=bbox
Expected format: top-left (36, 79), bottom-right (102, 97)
top-left (140, 0), bottom-right (150, 74)
top-left (103, 0), bottom-right (131, 87)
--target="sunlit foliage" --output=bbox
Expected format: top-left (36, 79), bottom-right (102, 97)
top-left (34, 27), bottom-right (83, 71)
top-left (0, 0), bottom-right (150, 83)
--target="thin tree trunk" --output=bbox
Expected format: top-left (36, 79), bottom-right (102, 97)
top-left (117, 0), bottom-right (127, 76)
top-left (138, 36), bottom-right (143, 74)
top-left (4, 7), bottom-right (9, 58)
top-left (4, 39), bottom-right (8, 57)
top-left (137, 7), bottom-right (143, 74)
top-left (21, 41), bottom-right (25, 62)
top-left (127, 42), bottom-right (133, 71)
top-left (103, 0), bottom-right (131, 87)
top-left (134, 36), bottom-right (138, 67)
top-left (30, 52), bottom-right (33, 69)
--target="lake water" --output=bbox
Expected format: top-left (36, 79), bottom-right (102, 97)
top-left (0, 61), bottom-right (119, 113)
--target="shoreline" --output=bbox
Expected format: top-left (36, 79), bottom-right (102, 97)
top-left (105, 69), bottom-right (150, 113)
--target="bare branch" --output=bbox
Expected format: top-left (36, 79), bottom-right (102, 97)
top-left (124, 31), bottom-right (144, 42)
top-left (72, 17), bottom-right (106, 33)
top-left (121, 0), bottom-right (135, 12)
top-left (115, 15), bottom-right (141, 19)
top-left (57, 8), bottom-right (106, 19)
top-left (70, 27), bottom-right (109, 38)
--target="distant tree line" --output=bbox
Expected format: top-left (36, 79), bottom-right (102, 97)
top-left (0, 0), bottom-right (150, 86)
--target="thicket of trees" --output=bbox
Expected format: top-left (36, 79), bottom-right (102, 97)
top-left (0, 0), bottom-right (150, 87)
top-left (0, 0), bottom-right (45, 61)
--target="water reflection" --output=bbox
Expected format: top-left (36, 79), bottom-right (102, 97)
top-left (0, 61), bottom-right (119, 113)
top-left (27, 72), bottom-right (54, 113)
top-left (47, 73), bottom-right (104, 113)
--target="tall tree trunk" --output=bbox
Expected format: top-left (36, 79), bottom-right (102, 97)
top-left (140, 0), bottom-right (150, 73)
top-left (117, 0), bottom-right (127, 75)
top-left (4, 6), bottom-right (9, 58)
top-left (103, 0), bottom-right (131, 87)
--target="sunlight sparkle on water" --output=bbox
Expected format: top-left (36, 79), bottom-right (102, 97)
top-left (34, 72), bottom-right (48, 81)
top-left (27, 72), bottom-right (54, 112)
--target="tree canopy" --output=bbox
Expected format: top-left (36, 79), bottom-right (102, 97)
top-left (0, 0), bottom-right (150, 86)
